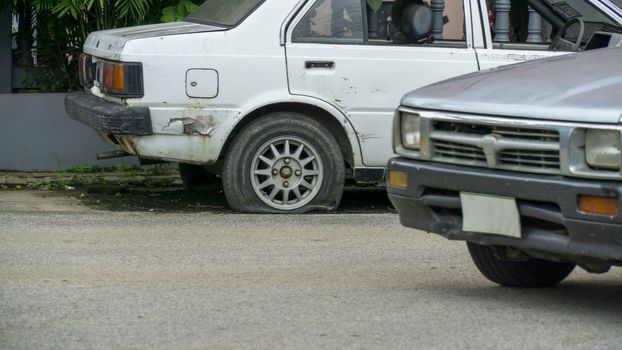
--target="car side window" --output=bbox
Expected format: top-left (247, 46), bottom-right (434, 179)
top-left (486, 0), bottom-right (554, 49)
top-left (367, 1), bottom-right (466, 48)
top-left (292, 0), bottom-right (467, 48)
top-left (292, 0), bottom-right (365, 44)
top-left (487, 0), bottom-right (621, 51)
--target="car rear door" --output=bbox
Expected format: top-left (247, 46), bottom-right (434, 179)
top-left (285, 0), bottom-right (479, 167)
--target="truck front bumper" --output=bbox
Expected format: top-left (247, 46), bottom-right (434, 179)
top-left (65, 91), bottom-right (152, 136)
top-left (387, 158), bottom-right (622, 265)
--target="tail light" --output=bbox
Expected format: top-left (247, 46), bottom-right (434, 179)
top-left (101, 60), bottom-right (144, 97)
top-left (79, 53), bottom-right (143, 97)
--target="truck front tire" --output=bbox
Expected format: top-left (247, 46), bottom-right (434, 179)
top-left (467, 242), bottom-right (575, 287)
top-left (222, 112), bottom-right (345, 213)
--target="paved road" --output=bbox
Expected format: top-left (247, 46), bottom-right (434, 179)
top-left (1, 191), bottom-right (621, 350)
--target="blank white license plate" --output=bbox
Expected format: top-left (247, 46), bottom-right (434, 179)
top-left (460, 192), bottom-right (521, 238)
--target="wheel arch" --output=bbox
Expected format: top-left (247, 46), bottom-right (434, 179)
top-left (220, 100), bottom-right (361, 172)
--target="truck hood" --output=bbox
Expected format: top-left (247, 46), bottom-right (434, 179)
top-left (401, 48), bottom-right (622, 124)
top-left (84, 21), bottom-right (225, 60)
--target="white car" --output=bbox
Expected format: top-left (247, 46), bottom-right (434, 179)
top-left (66, 0), bottom-right (622, 213)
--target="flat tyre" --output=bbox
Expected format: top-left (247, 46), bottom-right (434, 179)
top-left (222, 112), bottom-right (345, 213)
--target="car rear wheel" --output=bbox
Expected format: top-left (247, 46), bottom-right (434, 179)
top-left (467, 242), bottom-right (575, 287)
top-left (222, 112), bottom-right (345, 213)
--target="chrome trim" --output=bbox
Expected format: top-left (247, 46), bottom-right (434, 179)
top-left (395, 107), bottom-right (622, 180)
top-left (597, 0), bottom-right (622, 18)
top-left (280, 0), bottom-right (308, 46)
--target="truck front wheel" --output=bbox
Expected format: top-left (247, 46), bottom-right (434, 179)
top-left (222, 112), bottom-right (345, 213)
top-left (467, 242), bottom-right (575, 287)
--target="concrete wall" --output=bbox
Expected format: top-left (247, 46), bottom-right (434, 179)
top-left (0, 93), bottom-right (137, 171)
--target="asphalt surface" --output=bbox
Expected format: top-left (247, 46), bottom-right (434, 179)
top-left (1, 191), bottom-right (621, 350)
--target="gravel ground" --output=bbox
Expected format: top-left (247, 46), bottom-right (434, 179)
top-left (1, 191), bottom-right (621, 350)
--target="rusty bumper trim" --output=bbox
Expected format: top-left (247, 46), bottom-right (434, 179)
top-left (65, 91), bottom-right (152, 136)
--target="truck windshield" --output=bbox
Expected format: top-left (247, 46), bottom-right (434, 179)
top-left (185, 0), bottom-right (265, 27)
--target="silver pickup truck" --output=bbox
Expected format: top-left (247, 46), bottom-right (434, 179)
top-left (387, 46), bottom-right (622, 287)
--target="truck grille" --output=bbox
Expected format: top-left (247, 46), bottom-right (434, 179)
top-left (429, 121), bottom-right (561, 174)
top-left (498, 150), bottom-right (560, 169)
top-left (493, 127), bottom-right (559, 142)
top-left (433, 140), bottom-right (486, 164)
top-left (432, 121), bottom-right (559, 141)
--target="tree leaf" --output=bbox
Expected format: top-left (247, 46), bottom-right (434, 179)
top-left (367, 0), bottom-right (382, 12)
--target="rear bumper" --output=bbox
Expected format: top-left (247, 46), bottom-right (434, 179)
top-left (387, 158), bottom-right (622, 264)
top-left (65, 91), bottom-right (152, 136)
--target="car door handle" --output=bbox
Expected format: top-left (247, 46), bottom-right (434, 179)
top-left (305, 61), bottom-right (335, 69)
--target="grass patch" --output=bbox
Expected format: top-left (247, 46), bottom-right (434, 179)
top-left (30, 163), bottom-right (177, 191)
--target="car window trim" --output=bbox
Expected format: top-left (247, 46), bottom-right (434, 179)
top-left (281, 0), bottom-right (309, 45)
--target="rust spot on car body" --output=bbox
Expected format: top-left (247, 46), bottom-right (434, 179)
top-left (164, 117), bottom-right (215, 136)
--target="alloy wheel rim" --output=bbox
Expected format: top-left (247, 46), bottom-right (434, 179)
top-left (250, 136), bottom-right (324, 210)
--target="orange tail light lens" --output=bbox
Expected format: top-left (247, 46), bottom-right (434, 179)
top-left (100, 60), bottom-right (143, 97)
top-left (103, 62), bottom-right (125, 93)
top-left (113, 63), bottom-right (125, 92)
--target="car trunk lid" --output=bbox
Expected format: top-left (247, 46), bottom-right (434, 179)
top-left (83, 21), bottom-right (226, 60)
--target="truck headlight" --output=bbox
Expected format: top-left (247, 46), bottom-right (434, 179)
top-left (401, 113), bottom-right (421, 150)
top-left (586, 129), bottom-right (621, 170)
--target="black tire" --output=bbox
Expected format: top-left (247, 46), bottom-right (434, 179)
top-left (222, 112), bottom-right (345, 213)
top-left (467, 242), bottom-right (575, 288)
top-left (178, 163), bottom-right (219, 189)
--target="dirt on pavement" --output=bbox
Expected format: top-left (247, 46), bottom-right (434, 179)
top-left (2, 184), bottom-right (395, 214)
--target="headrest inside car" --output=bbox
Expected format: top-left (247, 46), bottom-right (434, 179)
top-left (401, 4), bottom-right (433, 42)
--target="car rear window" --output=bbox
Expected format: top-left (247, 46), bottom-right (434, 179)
top-left (185, 0), bottom-right (265, 27)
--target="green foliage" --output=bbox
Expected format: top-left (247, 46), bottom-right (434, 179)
top-left (162, 0), bottom-right (198, 22)
top-left (115, 164), bottom-right (141, 173)
top-left (32, 171), bottom-right (83, 190)
top-left (145, 164), bottom-right (171, 176)
top-left (4, 0), bottom-right (201, 92)
top-left (66, 164), bottom-right (93, 174)
top-left (51, 0), bottom-right (155, 30)
top-left (367, 0), bottom-right (383, 12)
top-left (30, 163), bottom-right (175, 190)
top-left (116, 0), bottom-right (150, 19)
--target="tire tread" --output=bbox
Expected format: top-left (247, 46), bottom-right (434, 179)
top-left (467, 242), bottom-right (575, 287)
